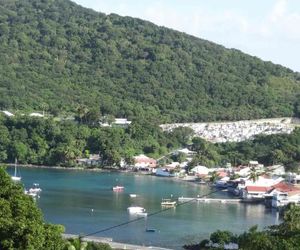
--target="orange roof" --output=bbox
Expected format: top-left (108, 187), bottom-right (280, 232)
top-left (272, 182), bottom-right (300, 193)
top-left (217, 171), bottom-right (228, 178)
top-left (246, 186), bottom-right (271, 192)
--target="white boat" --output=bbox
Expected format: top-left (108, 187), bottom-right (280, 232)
top-left (112, 185), bottom-right (124, 191)
top-left (127, 206), bottom-right (146, 214)
top-left (155, 168), bottom-right (175, 177)
top-left (136, 212), bottom-right (148, 217)
top-left (11, 158), bottom-right (21, 181)
top-left (161, 198), bottom-right (177, 207)
top-left (29, 183), bottom-right (42, 194)
top-left (24, 189), bottom-right (39, 198)
top-left (130, 194), bottom-right (137, 198)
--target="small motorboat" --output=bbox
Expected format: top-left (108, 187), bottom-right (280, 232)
top-left (136, 212), bottom-right (148, 217)
top-left (24, 189), bottom-right (39, 198)
top-left (129, 194), bottom-right (137, 198)
top-left (112, 186), bottom-right (124, 192)
top-left (161, 198), bottom-right (177, 207)
top-left (29, 183), bottom-right (42, 194)
top-left (145, 228), bottom-right (156, 233)
top-left (127, 206), bottom-right (145, 214)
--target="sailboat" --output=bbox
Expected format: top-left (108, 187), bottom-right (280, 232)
top-left (11, 158), bottom-right (21, 181)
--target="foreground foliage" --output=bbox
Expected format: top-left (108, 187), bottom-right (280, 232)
top-left (0, 0), bottom-right (300, 122)
top-left (184, 204), bottom-right (300, 250)
top-left (0, 167), bottom-right (65, 249)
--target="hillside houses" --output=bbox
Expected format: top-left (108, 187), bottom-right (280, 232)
top-left (160, 117), bottom-right (300, 143)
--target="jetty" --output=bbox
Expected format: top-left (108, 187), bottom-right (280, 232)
top-left (63, 234), bottom-right (172, 250)
top-left (178, 197), bottom-right (242, 203)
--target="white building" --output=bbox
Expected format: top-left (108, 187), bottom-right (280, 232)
top-left (191, 165), bottom-right (209, 175)
top-left (287, 173), bottom-right (300, 185)
top-left (239, 176), bottom-right (284, 200)
top-left (1, 110), bottom-right (14, 116)
top-left (270, 182), bottom-right (300, 208)
top-left (29, 112), bottom-right (44, 117)
top-left (113, 118), bottom-right (132, 127)
top-left (267, 165), bottom-right (285, 176)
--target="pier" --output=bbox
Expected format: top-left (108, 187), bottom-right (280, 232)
top-left (178, 197), bottom-right (242, 203)
top-left (63, 234), bottom-right (172, 250)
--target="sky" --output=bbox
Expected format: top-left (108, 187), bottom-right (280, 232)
top-left (73, 0), bottom-right (300, 72)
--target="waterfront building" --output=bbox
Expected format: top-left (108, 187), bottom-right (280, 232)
top-left (287, 173), bottom-right (300, 185)
top-left (270, 182), bottom-right (300, 208)
top-left (191, 165), bottom-right (209, 175)
top-left (76, 154), bottom-right (101, 166)
top-left (239, 176), bottom-right (284, 200)
top-left (133, 154), bottom-right (157, 170)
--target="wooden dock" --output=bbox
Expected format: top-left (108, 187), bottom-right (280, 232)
top-left (178, 197), bottom-right (242, 203)
top-left (63, 233), bottom-right (172, 250)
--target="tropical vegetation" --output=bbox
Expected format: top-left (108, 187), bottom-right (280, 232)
top-left (0, 114), bottom-right (300, 171)
top-left (0, 115), bottom-right (193, 167)
top-left (0, 0), bottom-right (300, 123)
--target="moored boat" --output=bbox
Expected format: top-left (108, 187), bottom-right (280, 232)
top-left (112, 185), bottom-right (124, 191)
top-left (29, 183), bottom-right (42, 193)
top-left (11, 158), bottom-right (21, 181)
top-left (136, 212), bottom-right (148, 217)
top-left (161, 198), bottom-right (177, 207)
top-left (127, 206), bottom-right (146, 214)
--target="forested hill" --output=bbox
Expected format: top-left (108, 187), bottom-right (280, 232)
top-left (0, 0), bottom-right (300, 123)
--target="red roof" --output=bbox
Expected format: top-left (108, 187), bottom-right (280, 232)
top-left (272, 182), bottom-right (300, 193)
top-left (246, 186), bottom-right (271, 193)
top-left (217, 171), bottom-right (228, 178)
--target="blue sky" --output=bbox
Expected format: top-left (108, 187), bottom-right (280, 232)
top-left (73, 0), bottom-right (300, 72)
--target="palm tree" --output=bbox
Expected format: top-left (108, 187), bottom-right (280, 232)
top-left (249, 167), bottom-right (259, 183)
top-left (76, 105), bottom-right (88, 124)
top-left (210, 171), bottom-right (220, 183)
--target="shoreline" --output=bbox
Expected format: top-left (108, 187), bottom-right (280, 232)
top-left (4, 162), bottom-right (211, 187)
top-left (2, 162), bottom-right (125, 172)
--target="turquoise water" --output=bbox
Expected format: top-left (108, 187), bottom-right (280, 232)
top-left (7, 167), bottom-right (279, 249)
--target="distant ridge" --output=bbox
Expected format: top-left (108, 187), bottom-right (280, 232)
top-left (0, 0), bottom-right (300, 122)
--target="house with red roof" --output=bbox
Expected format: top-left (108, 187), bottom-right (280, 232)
top-left (242, 186), bottom-right (273, 201)
top-left (133, 154), bottom-right (157, 170)
top-left (269, 182), bottom-right (300, 208)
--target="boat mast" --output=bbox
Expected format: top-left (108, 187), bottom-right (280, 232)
top-left (14, 158), bottom-right (17, 177)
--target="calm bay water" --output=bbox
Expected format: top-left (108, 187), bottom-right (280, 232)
top-left (7, 167), bottom-right (280, 249)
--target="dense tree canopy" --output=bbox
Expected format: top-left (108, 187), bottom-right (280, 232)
top-left (0, 115), bottom-right (191, 166)
top-left (0, 0), bottom-right (299, 122)
top-left (1, 115), bottom-right (300, 170)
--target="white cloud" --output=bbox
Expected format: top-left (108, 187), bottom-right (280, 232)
top-left (270, 0), bottom-right (287, 22)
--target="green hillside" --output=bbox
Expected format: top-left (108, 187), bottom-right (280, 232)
top-left (0, 0), bottom-right (300, 122)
